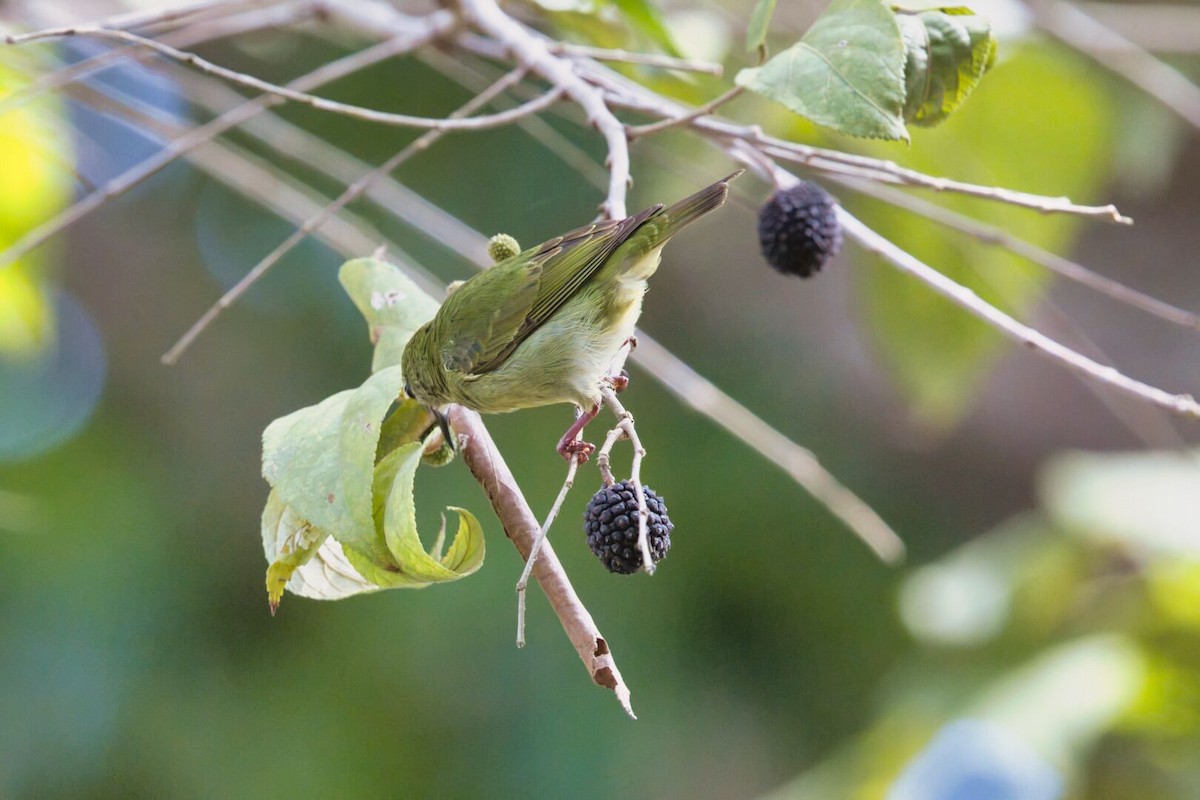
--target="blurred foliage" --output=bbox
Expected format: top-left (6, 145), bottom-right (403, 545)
top-left (0, 62), bottom-right (71, 359)
top-left (0, 62), bottom-right (108, 462)
top-left (1, 0), bottom-right (1198, 798)
top-left (765, 450), bottom-right (1200, 799)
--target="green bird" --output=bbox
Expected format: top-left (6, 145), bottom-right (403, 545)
top-left (402, 171), bottom-right (741, 460)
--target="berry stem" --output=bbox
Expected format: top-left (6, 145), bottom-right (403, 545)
top-left (600, 385), bottom-right (654, 575)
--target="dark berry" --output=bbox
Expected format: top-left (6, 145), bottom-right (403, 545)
top-left (757, 181), bottom-right (842, 278)
top-left (584, 480), bottom-right (672, 574)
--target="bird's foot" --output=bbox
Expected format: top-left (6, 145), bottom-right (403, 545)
top-left (608, 369), bottom-right (630, 393)
top-left (557, 438), bottom-right (596, 464)
top-left (557, 403), bottom-right (601, 462)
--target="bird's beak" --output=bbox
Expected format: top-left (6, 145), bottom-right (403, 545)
top-left (433, 408), bottom-right (455, 452)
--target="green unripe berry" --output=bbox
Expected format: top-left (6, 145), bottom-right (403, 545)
top-left (487, 233), bottom-right (521, 263)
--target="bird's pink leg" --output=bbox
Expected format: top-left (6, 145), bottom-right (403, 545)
top-left (608, 336), bottom-right (637, 393)
top-left (556, 403), bottom-right (600, 462)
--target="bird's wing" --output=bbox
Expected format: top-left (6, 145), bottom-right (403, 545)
top-left (441, 206), bottom-right (662, 376)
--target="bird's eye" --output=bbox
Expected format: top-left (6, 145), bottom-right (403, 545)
top-left (403, 383), bottom-right (415, 399)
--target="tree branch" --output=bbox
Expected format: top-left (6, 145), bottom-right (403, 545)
top-left (837, 206), bottom-right (1200, 420)
top-left (450, 407), bottom-right (635, 718)
top-left (455, 0), bottom-right (630, 218)
top-left (0, 35), bottom-right (431, 272)
top-left (832, 175), bottom-right (1200, 331)
top-left (5, 24), bottom-right (565, 131)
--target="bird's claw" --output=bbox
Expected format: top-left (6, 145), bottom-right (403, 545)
top-left (557, 439), bottom-right (596, 464)
top-left (608, 369), bottom-right (630, 393)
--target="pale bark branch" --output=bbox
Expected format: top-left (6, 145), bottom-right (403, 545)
top-left (838, 207), bottom-right (1200, 420)
top-left (450, 408), bottom-right (635, 718)
top-left (6, 25), bottom-right (565, 131)
top-left (833, 175), bottom-right (1200, 331)
top-left (456, 0), bottom-right (630, 218)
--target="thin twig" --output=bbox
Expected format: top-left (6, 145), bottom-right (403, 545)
top-left (631, 334), bottom-right (907, 563)
top-left (0, 33), bottom-right (445, 272)
top-left (626, 85), bottom-right (745, 139)
top-left (594, 424), bottom-right (626, 487)
top-left (5, 26), bottom-right (565, 131)
top-left (162, 66), bottom-right (544, 364)
top-left (0, 1), bottom-right (320, 117)
top-left (6, 0), bottom-right (260, 36)
top-left (952, 240), bottom-right (1188, 450)
top-left (172, 67), bottom-right (486, 265)
top-left (756, 140), bottom-right (1133, 223)
top-left (832, 175), bottom-right (1200, 330)
top-left (457, 0), bottom-right (630, 218)
top-left (838, 206), bottom-right (1200, 420)
top-left (515, 453), bottom-right (580, 647)
top-left (418, 48), bottom-right (611, 190)
top-left (575, 61), bottom-right (1133, 223)
top-left (50, 64), bottom-right (445, 298)
top-left (550, 41), bottom-right (722, 75)
top-left (600, 384), bottom-right (653, 574)
top-left (450, 407), bottom-right (635, 718)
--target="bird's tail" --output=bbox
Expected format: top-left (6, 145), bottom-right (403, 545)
top-left (656, 169), bottom-right (744, 241)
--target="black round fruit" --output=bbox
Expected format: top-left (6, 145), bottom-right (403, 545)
top-left (584, 480), bottom-right (672, 574)
top-left (757, 181), bottom-right (842, 278)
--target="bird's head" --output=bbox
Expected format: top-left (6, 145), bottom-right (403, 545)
top-left (400, 324), bottom-right (456, 451)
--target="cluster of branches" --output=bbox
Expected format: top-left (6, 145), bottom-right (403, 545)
top-left (3, 0), bottom-right (1199, 715)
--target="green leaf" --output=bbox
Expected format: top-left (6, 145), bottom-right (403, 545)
top-left (849, 43), bottom-right (1116, 426)
top-left (261, 373), bottom-right (484, 596)
top-left (736, 0), bottom-right (909, 141)
top-left (362, 442), bottom-right (485, 586)
top-left (261, 365), bottom-right (405, 566)
top-left (0, 264), bottom-right (54, 360)
top-left (262, 489), bottom-right (330, 611)
top-left (745, 0), bottom-right (777, 53)
top-left (261, 489), bottom-right (382, 608)
top-left (378, 443), bottom-right (484, 582)
top-left (262, 258), bottom-right (483, 604)
top-left (608, 0), bottom-right (682, 57)
top-left (897, 7), bottom-right (996, 127)
top-left (376, 397), bottom-right (435, 462)
top-left (337, 257), bottom-right (440, 373)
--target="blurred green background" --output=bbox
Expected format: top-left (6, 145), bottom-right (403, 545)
top-left (2, 1), bottom-right (1199, 797)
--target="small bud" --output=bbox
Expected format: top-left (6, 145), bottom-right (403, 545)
top-left (422, 435), bottom-right (456, 467)
top-left (487, 233), bottom-right (521, 263)
top-left (445, 280), bottom-right (465, 296)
